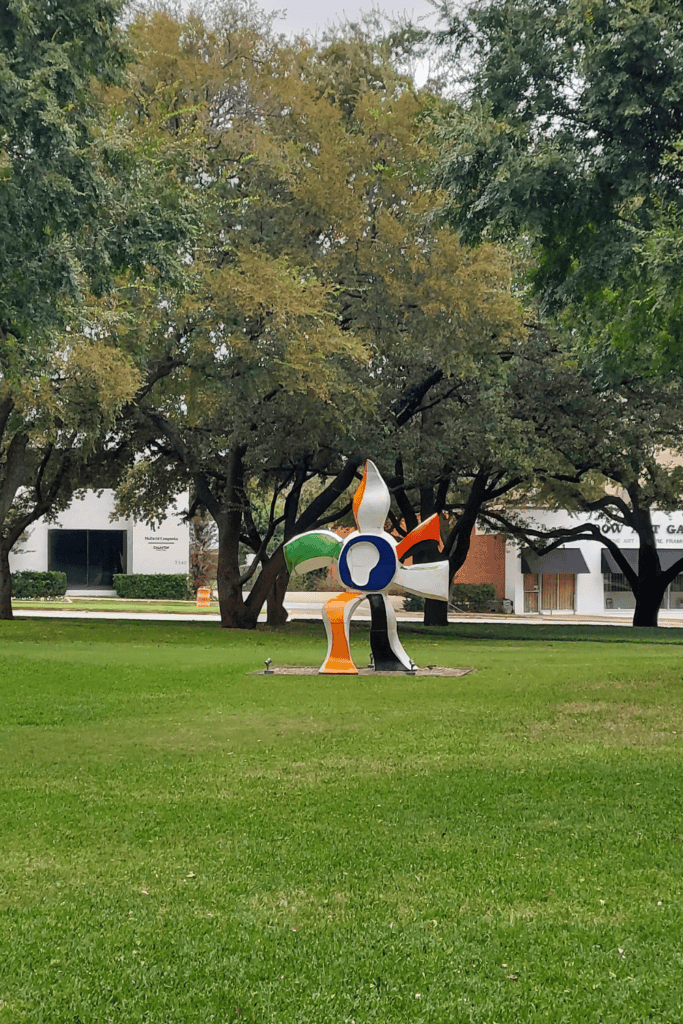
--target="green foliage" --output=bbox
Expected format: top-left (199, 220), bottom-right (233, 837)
top-left (0, 0), bottom-right (125, 331)
top-left (112, 573), bottom-right (190, 600)
top-left (475, 331), bottom-right (683, 626)
top-left (0, 0), bottom-right (194, 332)
top-left (404, 583), bottom-right (498, 612)
top-left (434, 0), bottom-right (683, 363)
top-left (297, 567), bottom-right (334, 592)
top-left (10, 570), bottom-right (67, 598)
top-left (449, 582), bottom-right (497, 610)
top-left (569, 202), bottom-right (683, 371)
top-left (0, 0), bottom-right (196, 620)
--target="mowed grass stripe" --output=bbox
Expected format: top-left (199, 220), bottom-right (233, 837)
top-left (1, 620), bottom-right (683, 1022)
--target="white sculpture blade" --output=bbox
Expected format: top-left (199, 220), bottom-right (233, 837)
top-left (394, 561), bottom-right (450, 602)
top-left (353, 460), bottom-right (391, 534)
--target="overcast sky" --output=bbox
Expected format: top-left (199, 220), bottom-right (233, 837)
top-left (259, 0), bottom-right (438, 41)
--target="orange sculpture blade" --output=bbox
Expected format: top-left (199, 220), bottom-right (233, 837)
top-left (352, 464), bottom-right (367, 529)
top-left (396, 513), bottom-right (442, 560)
top-left (320, 592), bottom-right (364, 673)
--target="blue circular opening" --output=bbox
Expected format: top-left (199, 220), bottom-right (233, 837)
top-left (338, 535), bottom-right (396, 592)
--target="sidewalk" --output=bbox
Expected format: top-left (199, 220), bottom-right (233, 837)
top-left (12, 591), bottom-right (683, 627)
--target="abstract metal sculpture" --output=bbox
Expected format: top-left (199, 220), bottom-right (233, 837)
top-left (284, 460), bottom-right (449, 674)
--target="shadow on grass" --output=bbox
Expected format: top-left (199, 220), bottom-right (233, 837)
top-left (289, 617), bottom-right (683, 645)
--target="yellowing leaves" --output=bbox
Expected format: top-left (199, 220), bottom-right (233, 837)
top-left (213, 253), bottom-right (330, 322)
top-left (277, 325), bottom-right (368, 400)
top-left (108, 6), bottom-right (523, 510)
top-left (205, 249), bottom-right (367, 400)
top-left (65, 341), bottom-right (141, 418)
top-left (11, 340), bottom-right (141, 432)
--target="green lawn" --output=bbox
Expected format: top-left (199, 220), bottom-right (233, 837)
top-left (1, 619), bottom-right (683, 1022)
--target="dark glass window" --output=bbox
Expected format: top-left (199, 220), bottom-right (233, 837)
top-left (48, 530), bottom-right (126, 587)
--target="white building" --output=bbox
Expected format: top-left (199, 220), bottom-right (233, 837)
top-left (454, 508), bottom-right (683, 617)
top-left (10, 490), bottom-right (189, 591)
top-left (503, 509), bottom-right (683, 617)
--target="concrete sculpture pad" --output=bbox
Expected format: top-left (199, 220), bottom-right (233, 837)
top-left (254, 666), bottom-right (473, 677)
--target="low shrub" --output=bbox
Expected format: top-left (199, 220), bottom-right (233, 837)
top-left (112, 574), bottom-right (191, 600)
top-left (298, 567), bottom-right (344, 592)
top-left (449, 583), bottom-right (497, 611)
top-left (403, 584), bottom-right (499, 614)
top-left (12, 571), bottom-right (68, 599)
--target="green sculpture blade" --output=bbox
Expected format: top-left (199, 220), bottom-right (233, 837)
top-left (284, 530), bottom-right (343, 576)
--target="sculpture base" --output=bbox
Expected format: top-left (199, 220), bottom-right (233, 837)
top-left (254, 666), bottom-right (473, 677)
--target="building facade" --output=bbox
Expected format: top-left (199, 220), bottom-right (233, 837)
top-left (455, 510), bottom-right (683, 617)
top-left (9, 490), bottom-right (189, 590)
top-left (12, 496), bottom-right (683, 613)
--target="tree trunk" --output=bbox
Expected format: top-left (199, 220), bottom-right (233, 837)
top-left (266, 570), bottom-right (289, 626)
top-left (217, 564), bottom-right (258, 628)
top-left (631, 533), bottom-right (666, 628)
top-left (632, 598), bottom-right (661, 628)
top-left (245, 548), bottom-right (287, 624)
top-left (423, 596), bottom-right (448, 626)
top-left (632, 578), bottom-right (667, 627)
top-left (211, 449), bottom-right (264, 629)
top-left (0, 542), bottom-right (13, 620)
top-left (215, 510), bottom-right (259, 630)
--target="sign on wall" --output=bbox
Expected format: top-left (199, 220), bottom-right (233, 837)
top-left (132, 517), bottom-right (189, 574)
top-left (598, 517), bottom-right (683, 545)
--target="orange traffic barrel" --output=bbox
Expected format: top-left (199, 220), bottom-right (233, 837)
top-left (196, 587), bottom-right (211, 607)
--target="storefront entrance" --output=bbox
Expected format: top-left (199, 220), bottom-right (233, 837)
top-left (524, 573), bottom-right (576, 612)
top-left (521, 546), bottom-right (589, 613)
top-left (523, 574), bottom-right (540, 612)
top-left (48, 530), bottom-right (126, 587)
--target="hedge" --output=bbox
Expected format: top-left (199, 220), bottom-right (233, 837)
top-left (112, 574), bottom-right (191, 600)
top-left (403, 583), bottom-right (498, 613)
top-left (449, 583), bottom-right (497, 611)
top-left (12, 571), bottom-right (67, 599)
top-left (402, 592), bottom-right (426, 612)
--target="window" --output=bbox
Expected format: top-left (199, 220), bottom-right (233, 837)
top-left (48, 530), bottom-right (126, 587)
top-left (603, 570), bottom-right (683, 609)
top-left (604, 572), bottom-right (630, 592)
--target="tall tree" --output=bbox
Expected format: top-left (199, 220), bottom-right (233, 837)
top-left (0, 340), bottom-right (142, 619)
top-left (380, 357), bottom-right (539, 625)
top-left (113, 5), bottom-right (521, 628)
top-left (478, 334), bottom-right (683, 627)
top-left (433, 0), bottom-right (683, 362)
top-left (0, 0), bottom-right (195, 619)
top-left (420, 0), bottom-right (683, 625)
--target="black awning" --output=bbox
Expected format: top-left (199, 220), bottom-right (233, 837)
top-left (521, 547), bottom-right (590, 574)
top-left (601, 548), bottom-right (683, 573)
